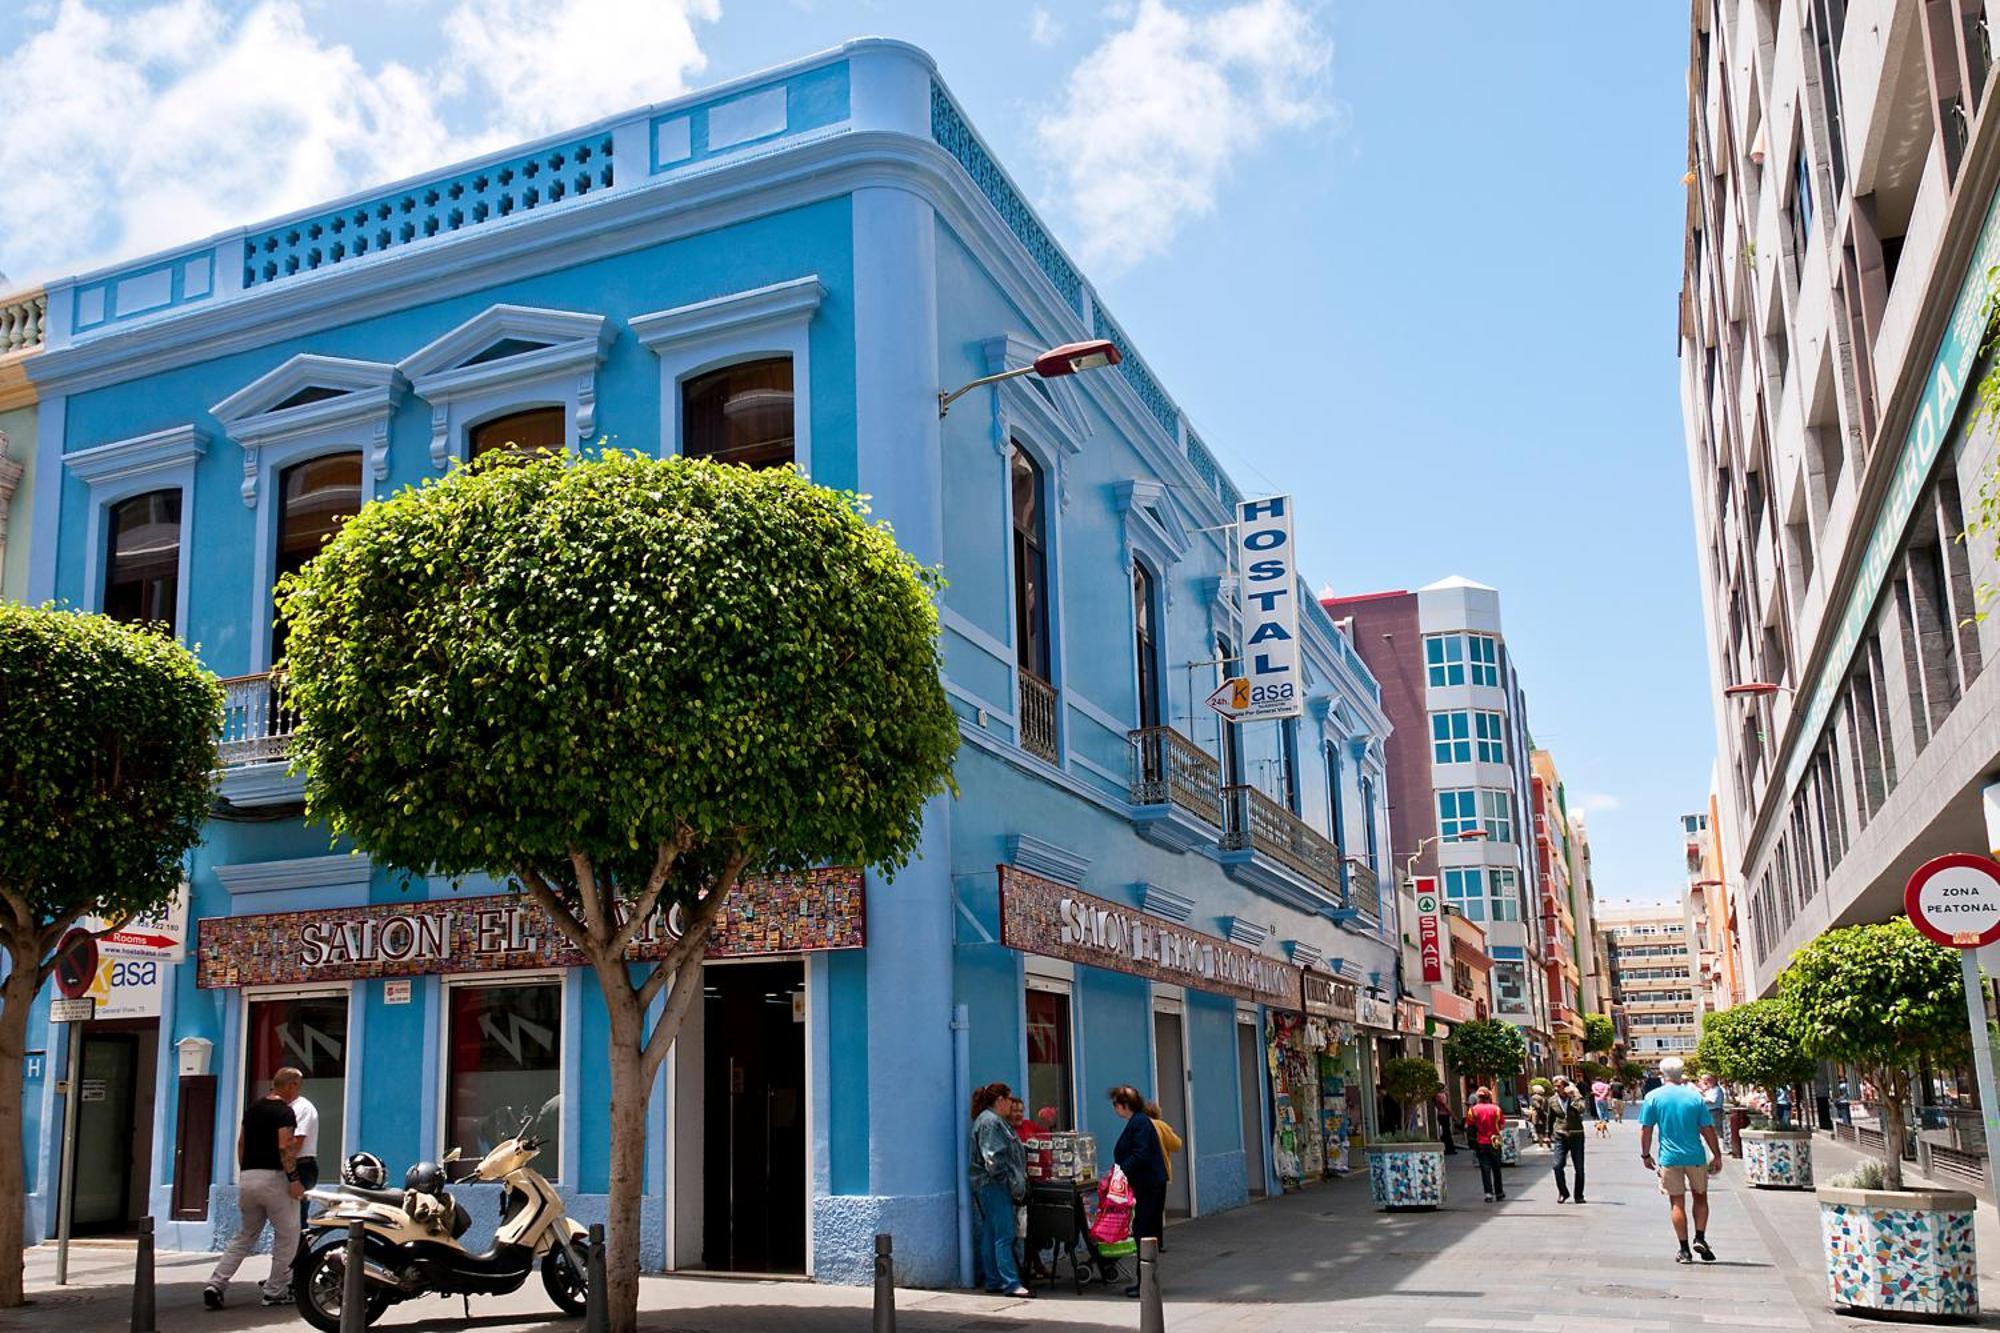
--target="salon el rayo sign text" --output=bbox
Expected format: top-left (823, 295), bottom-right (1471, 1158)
top-left (1208, 495), bottom-right (1302, 723)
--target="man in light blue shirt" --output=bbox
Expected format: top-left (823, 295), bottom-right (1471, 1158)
top-left (1639, 1056), bottom-right (1723, 1265)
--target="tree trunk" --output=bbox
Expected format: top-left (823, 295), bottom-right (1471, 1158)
top-left (599, 973), bottom-right (649, 1333)
top-left (1880, 1069), bottom-right (1907, 1192)
top-left (0, 936), bottom-right (42, 1306)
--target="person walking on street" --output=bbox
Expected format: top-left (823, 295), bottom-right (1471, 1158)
top-left (1144, 1101), bottom-right (1183, 1253)
top-left (1591, 1078), bottom-right (1610, 1122)
top-left (204, 1068), bottom-right (306, 1309)
top-left (1641, 1068), bottom-right (1664, 1098)
top-left (1639, 1056), bottom-right (1723, 1265)
top-left (1465, 1087), bottom-right (1506, 1202)
top-left (287, 1083), bottom-right (320, 1266)
top-left (1609, 1079), bottom-right (1627, 1122)
top-left (1548, 1078), bottom-right (1588, 1203)
top-left (1528, 1083), bottom-right (1551, 1148)
top-left (1110, 1086), bottom-right (1167, 1298)
top-left (1434, 1090), bottom-right (1458, 1154)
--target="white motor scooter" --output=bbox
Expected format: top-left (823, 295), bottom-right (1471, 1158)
top-left (294, 1114), bottom-right (590, 1330)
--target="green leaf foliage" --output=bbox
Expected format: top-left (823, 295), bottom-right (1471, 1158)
top-left (1575, 1059), bottom-right (1614, 1086)
top-left (1580, 1012), bottom-right (1616, 1055)
top-left (275, 451), bottom-right (960, 902)
top-left (1695, 998), bottom-right (1813, 1092)
top-left (1778, 919), bottom-right (1967, 1076)
top-left (1380, 1056), bottom-right (1442, 1108)
top-left (1444, 1018), bottom-right (1526, 1082)
top-left (0, 605), bottom-right (221, 946)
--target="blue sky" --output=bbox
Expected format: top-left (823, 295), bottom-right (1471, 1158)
top-left (0, 1), bottom-right (1702, 906)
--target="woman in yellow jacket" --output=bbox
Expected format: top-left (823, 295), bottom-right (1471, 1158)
top-left (1144, 1099), bottom-right (1184, 1251)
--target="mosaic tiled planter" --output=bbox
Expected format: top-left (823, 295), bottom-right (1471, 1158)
top-left (1741, 1128), bottom-right (1812, 1189)
top-left (1366, 1143), bottom-right (1445, 1210)
top-left (1498, 1124), bottom-right (1520, 1166)
top-left (1817, 1186), bottom-right (1978, 1317)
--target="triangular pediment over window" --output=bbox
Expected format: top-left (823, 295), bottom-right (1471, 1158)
top-left (211, 354), bottom-right (406, 505)
top-left (398, 304), bottom-right (610, 386)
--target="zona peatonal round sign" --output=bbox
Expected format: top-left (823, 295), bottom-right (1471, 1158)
top-left (1904, 852), bottom-right (2000, 948)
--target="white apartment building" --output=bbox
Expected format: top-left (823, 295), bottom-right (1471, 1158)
top-left (1680, 0), bottom-right (2000, 995)
top-left (1602, 906), bottom-right (1702, 1065)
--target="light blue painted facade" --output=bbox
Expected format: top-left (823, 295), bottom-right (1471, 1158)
top-left (15, 40), bottom-right (1397, 1286)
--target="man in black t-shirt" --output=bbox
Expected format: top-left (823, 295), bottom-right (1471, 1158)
top-left (203, 1068), bottom-right (305, 1310)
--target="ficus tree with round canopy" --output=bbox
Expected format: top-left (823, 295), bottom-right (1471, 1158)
top-left (1694, 996), bottom-right (1814, 1111)
top-left (277, 451), bottom-right (959, 1330)
top-left (0, 606), bottom-right (220, 1305)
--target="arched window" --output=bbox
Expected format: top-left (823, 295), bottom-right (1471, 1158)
top-left (469, 406), bottom-right (565, 461)
top-left (1133, 561), bottom-right (1160, 730)
top-left (682, 358), bottom-right (794, 468)
top-left (103, 489), bottom-right (182, 627)
top-left (1011, 447), bottom-right (1051, 682)
top-left (272, 452), bottom-right (363, 663)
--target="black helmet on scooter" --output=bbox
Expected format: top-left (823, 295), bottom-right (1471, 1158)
top-left (342, 1151), bottom-right (386, 1190)
top-left (404, 1161), bottom-right (448, 1196)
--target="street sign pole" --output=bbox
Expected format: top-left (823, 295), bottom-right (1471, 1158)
top-left (1960, 949), bottom-right (2000, 1163)
top-left (54, 1018), bottom-right (81, 1285)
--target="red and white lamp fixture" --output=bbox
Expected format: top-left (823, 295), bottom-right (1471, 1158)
top-left (937, 339), bottom-right (1122, 417)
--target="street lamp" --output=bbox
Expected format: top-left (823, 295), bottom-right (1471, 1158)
top-left (1722, 681), bottom-right (1792, 699)
top-left (1400, 829), bottom-right (1487, 887)
top-left (938, 339), bottom-right (1123, 417)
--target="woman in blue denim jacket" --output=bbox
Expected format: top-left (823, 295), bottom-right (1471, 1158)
top-left (968, 1082), bottom-right (1030, 1297)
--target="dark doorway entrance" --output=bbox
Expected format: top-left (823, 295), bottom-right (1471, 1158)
top-left (1236, 1019), bottom-right (1267, 1197)
top-left (701, 960), bottom-right (806, 1274)
top-left (1153, 1007), bottom-right (1191, 1218)
top-left (67, 1020), bottom-right (158, 1235)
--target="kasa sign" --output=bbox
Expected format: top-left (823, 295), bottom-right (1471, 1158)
top-left (1207, 495), bottom-right (1302, 723)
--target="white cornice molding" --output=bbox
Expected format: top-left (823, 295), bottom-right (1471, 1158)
top-left (62, 424), bottom-right (208, 487)
top-left (211, 353), bottom-right (406, 503)
top-left (213, 852), bottom-right (373, 897)
top-left (20, 132), bottom-right (1234, 532)
top-left (630, 275), bottom-right (824, 349)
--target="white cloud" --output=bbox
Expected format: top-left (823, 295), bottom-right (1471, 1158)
top-left (0, 0), bottom-right (718, 284)
top-left (1028, 6), bottom-right (1063, 46)
top-left (1575, 793), bottom-right (1623, 815)
top-left (1034, 0), bottom-right (1332, 272)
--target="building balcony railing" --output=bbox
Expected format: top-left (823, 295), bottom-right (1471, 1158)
top-left (1345, 858), bottom-right (1381, 919)
top-left (0, 290), bottom-right (45, 356)
top-left (218, 672), bottom-right (296, 767)
top-left (1018, 669), bottom-right (1058, 764)
top-left (1221, 784), bottom-right (1338, 890)
top-left (1128, 726), bottom-right (1223, 828)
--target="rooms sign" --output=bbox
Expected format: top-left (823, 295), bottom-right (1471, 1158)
top-left (997, 866), bottom-right (1300, 1006)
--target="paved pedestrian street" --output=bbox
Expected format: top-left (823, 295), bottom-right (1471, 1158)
top-left (8, 1123), bottom-right (1998, 1333)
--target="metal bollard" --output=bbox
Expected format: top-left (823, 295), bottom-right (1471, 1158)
top-left (584, 1223), bottom-right (609, 1333)
top-left (339, 1221), bottom-right (368, 1333)
top-left (872, 1233), bottom-right (896, 1333)
top-left (129, 1215), bottom-right (156, 1333)
top-left (1137, 1236), bottom-right (1164, 1333)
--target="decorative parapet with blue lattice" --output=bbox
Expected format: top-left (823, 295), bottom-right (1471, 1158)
top-left (244, 133), bottom-right (616, 290)
top-left (928, 84), bottom-right (1083, 313)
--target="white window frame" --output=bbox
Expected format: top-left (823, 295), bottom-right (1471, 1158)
top-left (1489, 866), bottom-right (1522, 921)
top-left (631, 276), bottom-right (824, 476)
top-left (1424, 633), bottom-right (1465, 687)
top-left (399, 304), bottom-right (613, 471)
top-left (1437, 787), bottom-right (1477, 840)
top-left (1443, 866), bottom-right (1485, 922)
top-left (437, 969), bottom-right (567, 1184)
top-left (236, 981), bottom-right (354, 1183)
top-left (64, 425), bottom-right (206, 638)
top-left (1468, 634), bottom-right (1501, 687)
top-left (1431, 710), bottom-right (1471, 764)
top-left (1479, 788), bottom-right (1515, 843)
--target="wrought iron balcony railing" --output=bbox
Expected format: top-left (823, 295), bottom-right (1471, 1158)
top-left (1018, 669), bottom-right (1059, 764)
top-left (1127, 726), bottom-right (1222, 827)
top-left (1221, 784), bottom-right (1338, 890)
top-left (218, 672), bottom-right (296, 767)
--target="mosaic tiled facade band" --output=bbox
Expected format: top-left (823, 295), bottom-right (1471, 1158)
top-left (196, 867), bottom-right (864, 988)
top-left (1742, 1134), bottom-right (1812, 1188)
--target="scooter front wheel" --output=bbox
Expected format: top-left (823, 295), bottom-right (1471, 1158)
top-left (295, 1240), bottom-right (393, 1333)
top-left (543, 1242), bottom-right (589, 1316)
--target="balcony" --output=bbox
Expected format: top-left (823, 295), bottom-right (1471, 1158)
top-left (0, 290), bottom-right (45, 357)
top-left (1221, 784), bottom-right (1339, 897)
top-left (218, 672), bottom-right (296, 767)
top-left (1018, 669), bottom-right (1058, 764)
top-left (1127, 726), bottom-right (1222, 853)
top-left (1345, 858), bottom-right (1381, 920)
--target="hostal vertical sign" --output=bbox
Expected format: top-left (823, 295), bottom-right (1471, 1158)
top-left (1235, 495), bottom-right (1302, 720)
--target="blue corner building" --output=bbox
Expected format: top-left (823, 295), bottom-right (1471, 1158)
top-left (12, 40), bottom-right (1402, 1286)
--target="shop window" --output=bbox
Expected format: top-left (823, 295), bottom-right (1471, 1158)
top-left (469, 406), bottom-right (566, 461)
top-left (103, 489), bottom-right (182, 627)
top-left (271, 453), bottom-right (363, 663)
top-left (446, 979), bottom-right (562, 1177)
top-left (245, 992), bottom-right (348, 1168)
top-left (1024, 986), bottom-right (1075, 1131)
top-left (682, 358), bottom-right (795, 469)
